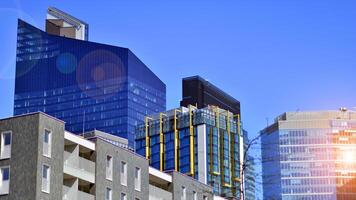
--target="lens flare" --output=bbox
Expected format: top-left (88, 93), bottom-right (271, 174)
top-left (76, 49), bottom-right (125, 100)
top-left (56, 53), bottom-right (77, 74)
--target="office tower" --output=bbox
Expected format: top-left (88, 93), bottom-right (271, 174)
top-left (0, 112), bottom-right (214, 200)
top-left (242, 131), bottom-right (256, 200)
top-left (180, 76), bottom-right (240, 116)
top-left (135, 105), bottom-right (244, 198)
top-left (14, 8), bottom-right (166, 147)
top-left (261, 109), bottom-right (356, 200)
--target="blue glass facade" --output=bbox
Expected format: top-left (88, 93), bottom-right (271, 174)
top-left (135, 106), bottom-right (242, 198)
top-left (261, 111), bottom-right (356, 200)
top-left (14, 19), bottom-right (166, 147)
top-left (243, 131), bottom-right (256, 200)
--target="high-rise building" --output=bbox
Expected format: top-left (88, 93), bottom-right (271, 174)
top-left (261, 109), bottom-right (356, 200)
top-left (14, 8), bottom-right (166, 147)
top-left (180, 76), bottom-right (240, 116)
top-left (135, 105), bottom-right (244, 198)
top-left (0, 112), bottom-right (215, 200)
top-left (243, 131), bottom-right (256, 200)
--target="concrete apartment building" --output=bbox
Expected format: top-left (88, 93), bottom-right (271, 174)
top-left (0, 112), bottom-right (214, 200)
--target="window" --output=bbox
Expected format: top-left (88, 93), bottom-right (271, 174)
top-left (1, 131), bottom-right (11, 159)
top-left (121, 193), bottom-right (127, 200)
top-left (106, 155), bottom-right (113, 180)
top-left (121, 161), bottom-right (127, 186)
top-left (41, 165), bottom-right (50, 193)
top-left (105, 188), bottom-right (112, 200)
top-left (0, 166), bottom-right (10, 195)
top-left (203, 195), bottom-right (208, 200)
top-left (181, 186), bottom-right (186, 200)
top-left (43, 129), bottom-right (51, 157)
top-left (193, 191), bottom-right (197, 200)
top-left (134, 167), bottom-right (141, 191)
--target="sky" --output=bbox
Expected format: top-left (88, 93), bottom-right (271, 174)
top-left (1, 0), bottom-right (356, 198)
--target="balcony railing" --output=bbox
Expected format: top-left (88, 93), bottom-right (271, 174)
top-left (0, 180), bottom-right (9, 195)
top-left (0, 145), bottom-right (11, 159)
top-left (43, 142), bottom-right (51, 157)
top-left (63, 185), bottom-right (94, 200)
top-left (42, 178), bottom-right (49, 193)
top-left (78, 190), bottom-right (95, 200)
top-left (63, 151), bottom-right (95, 182)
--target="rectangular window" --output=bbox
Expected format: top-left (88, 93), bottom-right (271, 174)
top-left (121, 193), bottom-right (127, 200)
top-left (106, 155), bottom-right (113, 180)
top-left (41, 165), bottom-right (50, 193)
top-left (121, 161), bottom-right (127, 186)
top-left (181, 186), bottom-right (186, 200)
top-left (193, 191), bottom-right (197, 200)
top-left (43, 129), bottom-right (51, 157)
top-left (134, 167), bottom-right (141, 191)
top-left (105, 188), bottom-right (112, 200)
top-left (1, 131), bottom-right (12, 159)
top-left (0, 166), bottom-right (10, 195)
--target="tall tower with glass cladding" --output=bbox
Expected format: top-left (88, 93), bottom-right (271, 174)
top-left (14, 7), bottom-right (166, 147)
top-left (135, 105), bottom-right (244, 198)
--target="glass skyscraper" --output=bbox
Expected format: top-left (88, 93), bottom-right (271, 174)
top-left (261, 110), bottom-right (356, 200)
top-left (135, 106), bottom-right (243, 198)
top-left (14, 9), bottom-right (166, 147)
top-left (243, 130), bottom-right (256, 200)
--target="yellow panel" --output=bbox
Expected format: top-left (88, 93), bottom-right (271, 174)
top-left (159, 113), bottom-right (164, 171)
top-left (174, 109), bottom-right (180, 171)
top-left (189, 105), bottom-right (195, 176)
top-left (145, 117), bottom-right (150, 160)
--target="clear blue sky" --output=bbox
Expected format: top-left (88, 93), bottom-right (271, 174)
top-left (1, 0), bottom-right (356, 198)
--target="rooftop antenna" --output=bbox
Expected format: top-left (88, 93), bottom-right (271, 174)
top-left (82, 110), bottom-right (86, 134)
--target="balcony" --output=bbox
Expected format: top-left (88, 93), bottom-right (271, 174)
top-left (63, 151), bottom-right (95, 183)
top-left (63, 185), bottom-right (94, 200)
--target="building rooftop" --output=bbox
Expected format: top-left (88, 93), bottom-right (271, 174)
top-left (47, 7), bottom-right (88, 28)
top-left (262, 109), bottom-right (356, 133)
top-left (275, 109), bottom-right (356, 122)
top-left (183, 75), bottom-right (241, 105)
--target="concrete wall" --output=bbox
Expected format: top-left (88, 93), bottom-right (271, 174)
top-left (95, 138), bottom-right (149, 200)
top-left (0, 113), bottom-right (64, 200)
top-left (36, 114), bottom-right (65, 200)
top-left (171, 171), bottom-right (213, 200)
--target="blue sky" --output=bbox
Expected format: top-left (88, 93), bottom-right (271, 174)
top-left (1, 0), bottom-right (356, 197)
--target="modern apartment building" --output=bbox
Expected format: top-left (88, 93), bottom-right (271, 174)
top-left (261, 109), bottom-right (356, 200)
top-left (0, 112), bottom-right (215, 200)
top-left (135, 105), bottom-right (244, 198)
top-left (180, 76), bottom-right (240, 116)
top-left (14, 8), bottom-right (166, 147)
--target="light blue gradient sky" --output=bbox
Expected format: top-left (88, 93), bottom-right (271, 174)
top-left (1, 0), bottom-right (356, 197)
